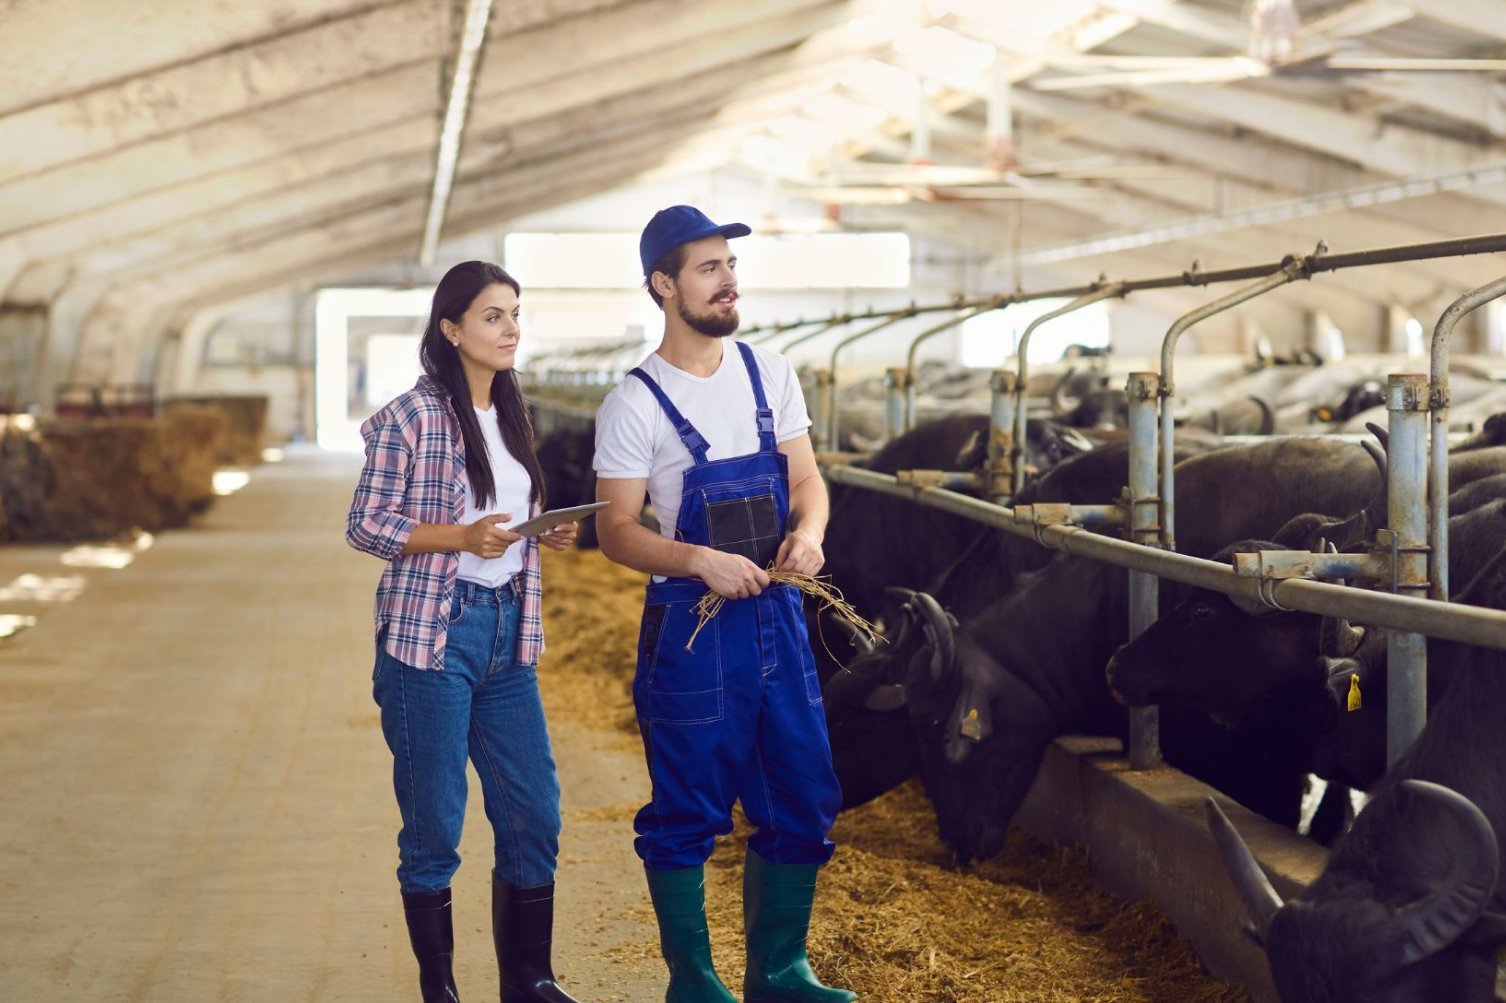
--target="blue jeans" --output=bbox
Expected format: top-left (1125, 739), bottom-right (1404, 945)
top-left (373, 578), bottom-right (562, 894)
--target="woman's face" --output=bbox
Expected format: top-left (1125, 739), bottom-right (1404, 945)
top-left (442, 282), bottom-right (520, 375)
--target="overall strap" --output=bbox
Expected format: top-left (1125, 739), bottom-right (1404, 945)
top-left (735, 342), bottom-right (778, 453)
top-left (628, 367), bottom-right (710, 465)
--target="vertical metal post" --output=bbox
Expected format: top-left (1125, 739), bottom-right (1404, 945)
top-left (987, 370), bottom-right (1018, 504)
top-left (1387, 374), bottom-right (1430, 765)
top-left (1010, 284), bottom-right (1124, 496)
top-left (1126, 372), bottom-right (1162, 770)
top-left (827, 313), bottom-right (917, 452)
top-left (1427, 275), bottom-right (1506, 601)
top-left (810, 368), bottom-right (833, 452)
top-left (883, 367), bottom-right (908, 444)
top-left (904, 368), bottom-right (918, 434)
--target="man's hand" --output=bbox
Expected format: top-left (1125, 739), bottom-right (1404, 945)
top-left (773, 527), bottom-right (824, 577)
top-left (537, 521), bottom-right (578, 552)
top-left (462, 514), bottom-right (523, 558)
top-left (694, 548), bottom-right (770, 600)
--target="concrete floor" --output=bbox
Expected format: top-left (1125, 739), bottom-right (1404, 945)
top-left (0, 448), bottom-right (664, 1002)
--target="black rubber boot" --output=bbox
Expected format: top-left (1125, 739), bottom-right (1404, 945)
top-left (402, 888), bottom-right (462, 1003)
top-left (492, 875), bottom-right (580, 1003)
top-left (643, 865), bottom-right (738, 1003)
top-left (742, 850), bottom-right (857, 1003)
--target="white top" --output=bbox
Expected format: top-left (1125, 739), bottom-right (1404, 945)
top-left (592, 341), bottom-right (811, 543)
top-left (457, 404), bottom-right (533, 587)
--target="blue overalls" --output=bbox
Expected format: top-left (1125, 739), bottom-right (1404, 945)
top-left (628, 342), bottom-right (842, 871)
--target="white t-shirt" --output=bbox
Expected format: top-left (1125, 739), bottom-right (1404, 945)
top-left (457, 404), bottom-right (533, 587)
top-left (593, 341), bottom-right (811, 541)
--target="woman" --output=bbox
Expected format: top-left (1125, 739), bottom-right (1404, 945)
top-left (346, 260), bottom-right (580, 1003)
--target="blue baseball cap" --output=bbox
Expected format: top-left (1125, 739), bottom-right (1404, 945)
top-left (639, 205), bottom-right (752, 276)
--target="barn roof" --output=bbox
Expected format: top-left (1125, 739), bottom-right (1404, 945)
top-left (5, 0), bottom-right (1506, 393)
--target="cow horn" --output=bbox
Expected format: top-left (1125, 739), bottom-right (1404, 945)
top-left (1205, 797), bottom-right (1283, 938)
top-left (882, 587), bottom-right (920, 651)
top-left (824, 610), bottom-right (875, 656)
top-left (911, 591), bottom-right (957, 683)
top-left (1365, 421), bottom-right (1390, 454)
top-left (1048, 367), bottom-right (1080, 417)
top-left (1392, 780), bottom-right (1501, 966)
top-left (1248, 395), bottom-right (1275, 435)
top-left (1319, 616), bottom-right (1366, 657)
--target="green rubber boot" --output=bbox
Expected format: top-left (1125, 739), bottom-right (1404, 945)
top-left (742, 850), bottom-right (857, 1003)
top-left (644, 865), bottom-right (738, 1003)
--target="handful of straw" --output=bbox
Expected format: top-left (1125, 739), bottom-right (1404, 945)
top-left (685, 570), bottom-right (882, 654)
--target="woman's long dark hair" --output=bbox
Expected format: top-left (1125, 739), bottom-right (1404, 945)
top-left (419, 260), bottom-right (545, 510)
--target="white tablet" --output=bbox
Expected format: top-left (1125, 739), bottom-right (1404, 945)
top-left (506, 501), bottom-right (611, 538)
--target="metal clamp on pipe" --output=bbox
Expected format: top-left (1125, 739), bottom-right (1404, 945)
top-left (987, 370), bottom-right (1017, 504)
top-left (883, 366), bottom-right (910, 443)
top-left (809, 368), bottom-right (834, 452)
top-left (1015, 502), bottom-right (1128, 548)
top-left (1013, 503), bottom-right (1127, 528)
top-left (896, 469), bottom-right (985, 491)
top-left (1231, 549), bottom-right (1392, 584)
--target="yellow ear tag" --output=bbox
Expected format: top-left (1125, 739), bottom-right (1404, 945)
top-left (960, 708), bottom-right (983, 740)
top-left (1347, 674), bottom-right (1362, 712)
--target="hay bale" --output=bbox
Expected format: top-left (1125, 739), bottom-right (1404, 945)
top-left (154, 404), bottom-right (226, 521)
top-left (165, 394), bottom-right (268, 466)
top-left (0, 408), bottom-right (226, 543)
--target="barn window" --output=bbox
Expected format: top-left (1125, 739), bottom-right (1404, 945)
top-left (504, 231), bottom-right (910, 291)
top-left (957, 298), bottom-right (1111, 369)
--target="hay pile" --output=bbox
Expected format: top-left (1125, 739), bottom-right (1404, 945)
top-left (0, 407), bottom-right (226, 542)
top-left (165, 394), bottom-right (269, 466)
top-left (540, 546), bottom-right (1249, 1003)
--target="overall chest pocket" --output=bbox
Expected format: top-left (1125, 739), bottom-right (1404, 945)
top-left (699, 476), bottom-right (784, 569)
top-left (635, 600), bottom-right (724, 725)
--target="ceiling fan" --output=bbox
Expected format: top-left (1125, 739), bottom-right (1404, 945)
top-left (1031, 0), bottom-right (1506, 92)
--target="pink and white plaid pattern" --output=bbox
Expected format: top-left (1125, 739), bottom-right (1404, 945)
top-left (346, 376), bottom-right (544, 670)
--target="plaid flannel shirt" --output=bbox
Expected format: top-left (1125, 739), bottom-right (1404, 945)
top-left (346, 375), bottom-right (544, 670)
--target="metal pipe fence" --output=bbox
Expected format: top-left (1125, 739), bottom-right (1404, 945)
top-left (821, 463), bottom-right (1506, 652)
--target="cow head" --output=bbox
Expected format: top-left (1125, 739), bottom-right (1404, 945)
top-left (1208, 783), bottom-right (1506, 1002)
top-left (1049, 368), bottom-right (1130, 429)
top-left (1106, 525), bottom-right (1370, 722)
top-left (1309, 626), bottom-right (1389, 790)
top-left (822, 588), bottom-right (1019, 859)
top-left (819, 594), bottom-right (926, 809)
top-left (1026, 420), bottom-right (1098, 473)
top-left (1105, 585), bottom-right (1326, 717)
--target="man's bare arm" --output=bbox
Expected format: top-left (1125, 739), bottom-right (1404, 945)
top-left (773, 433), bottom-right (827, 576)
top-left (595, 476), bottom-right (769, 599)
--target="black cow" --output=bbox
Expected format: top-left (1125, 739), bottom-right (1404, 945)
top-left (820, 413), bottom-right (1110, 621)
top-left (1455, 412), bottom-right (1506, 452)
top-left (825, 437), bottom-right (1388, 861)
top-left (819, 433), bottom-right (1182, 810)
top-left (1210, 549), bottom-right (1506, 1003)
top-left (536, 425), bottom-right (600, 548)
top-left (1106, 498), bottom-right (1506, 794)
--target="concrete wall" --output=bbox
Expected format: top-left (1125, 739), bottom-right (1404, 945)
top-left (1016, 737), bottom-right (1328, 1003)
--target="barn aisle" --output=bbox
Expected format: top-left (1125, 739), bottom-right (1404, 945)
top-left (0, 448), bottom-right (664, 1002)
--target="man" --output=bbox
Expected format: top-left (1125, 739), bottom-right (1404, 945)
top-left (593, 205), bottom-right (856, 1003)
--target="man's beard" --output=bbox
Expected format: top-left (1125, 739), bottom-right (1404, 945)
top-left (675, 294), bottom-right (740, 338)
